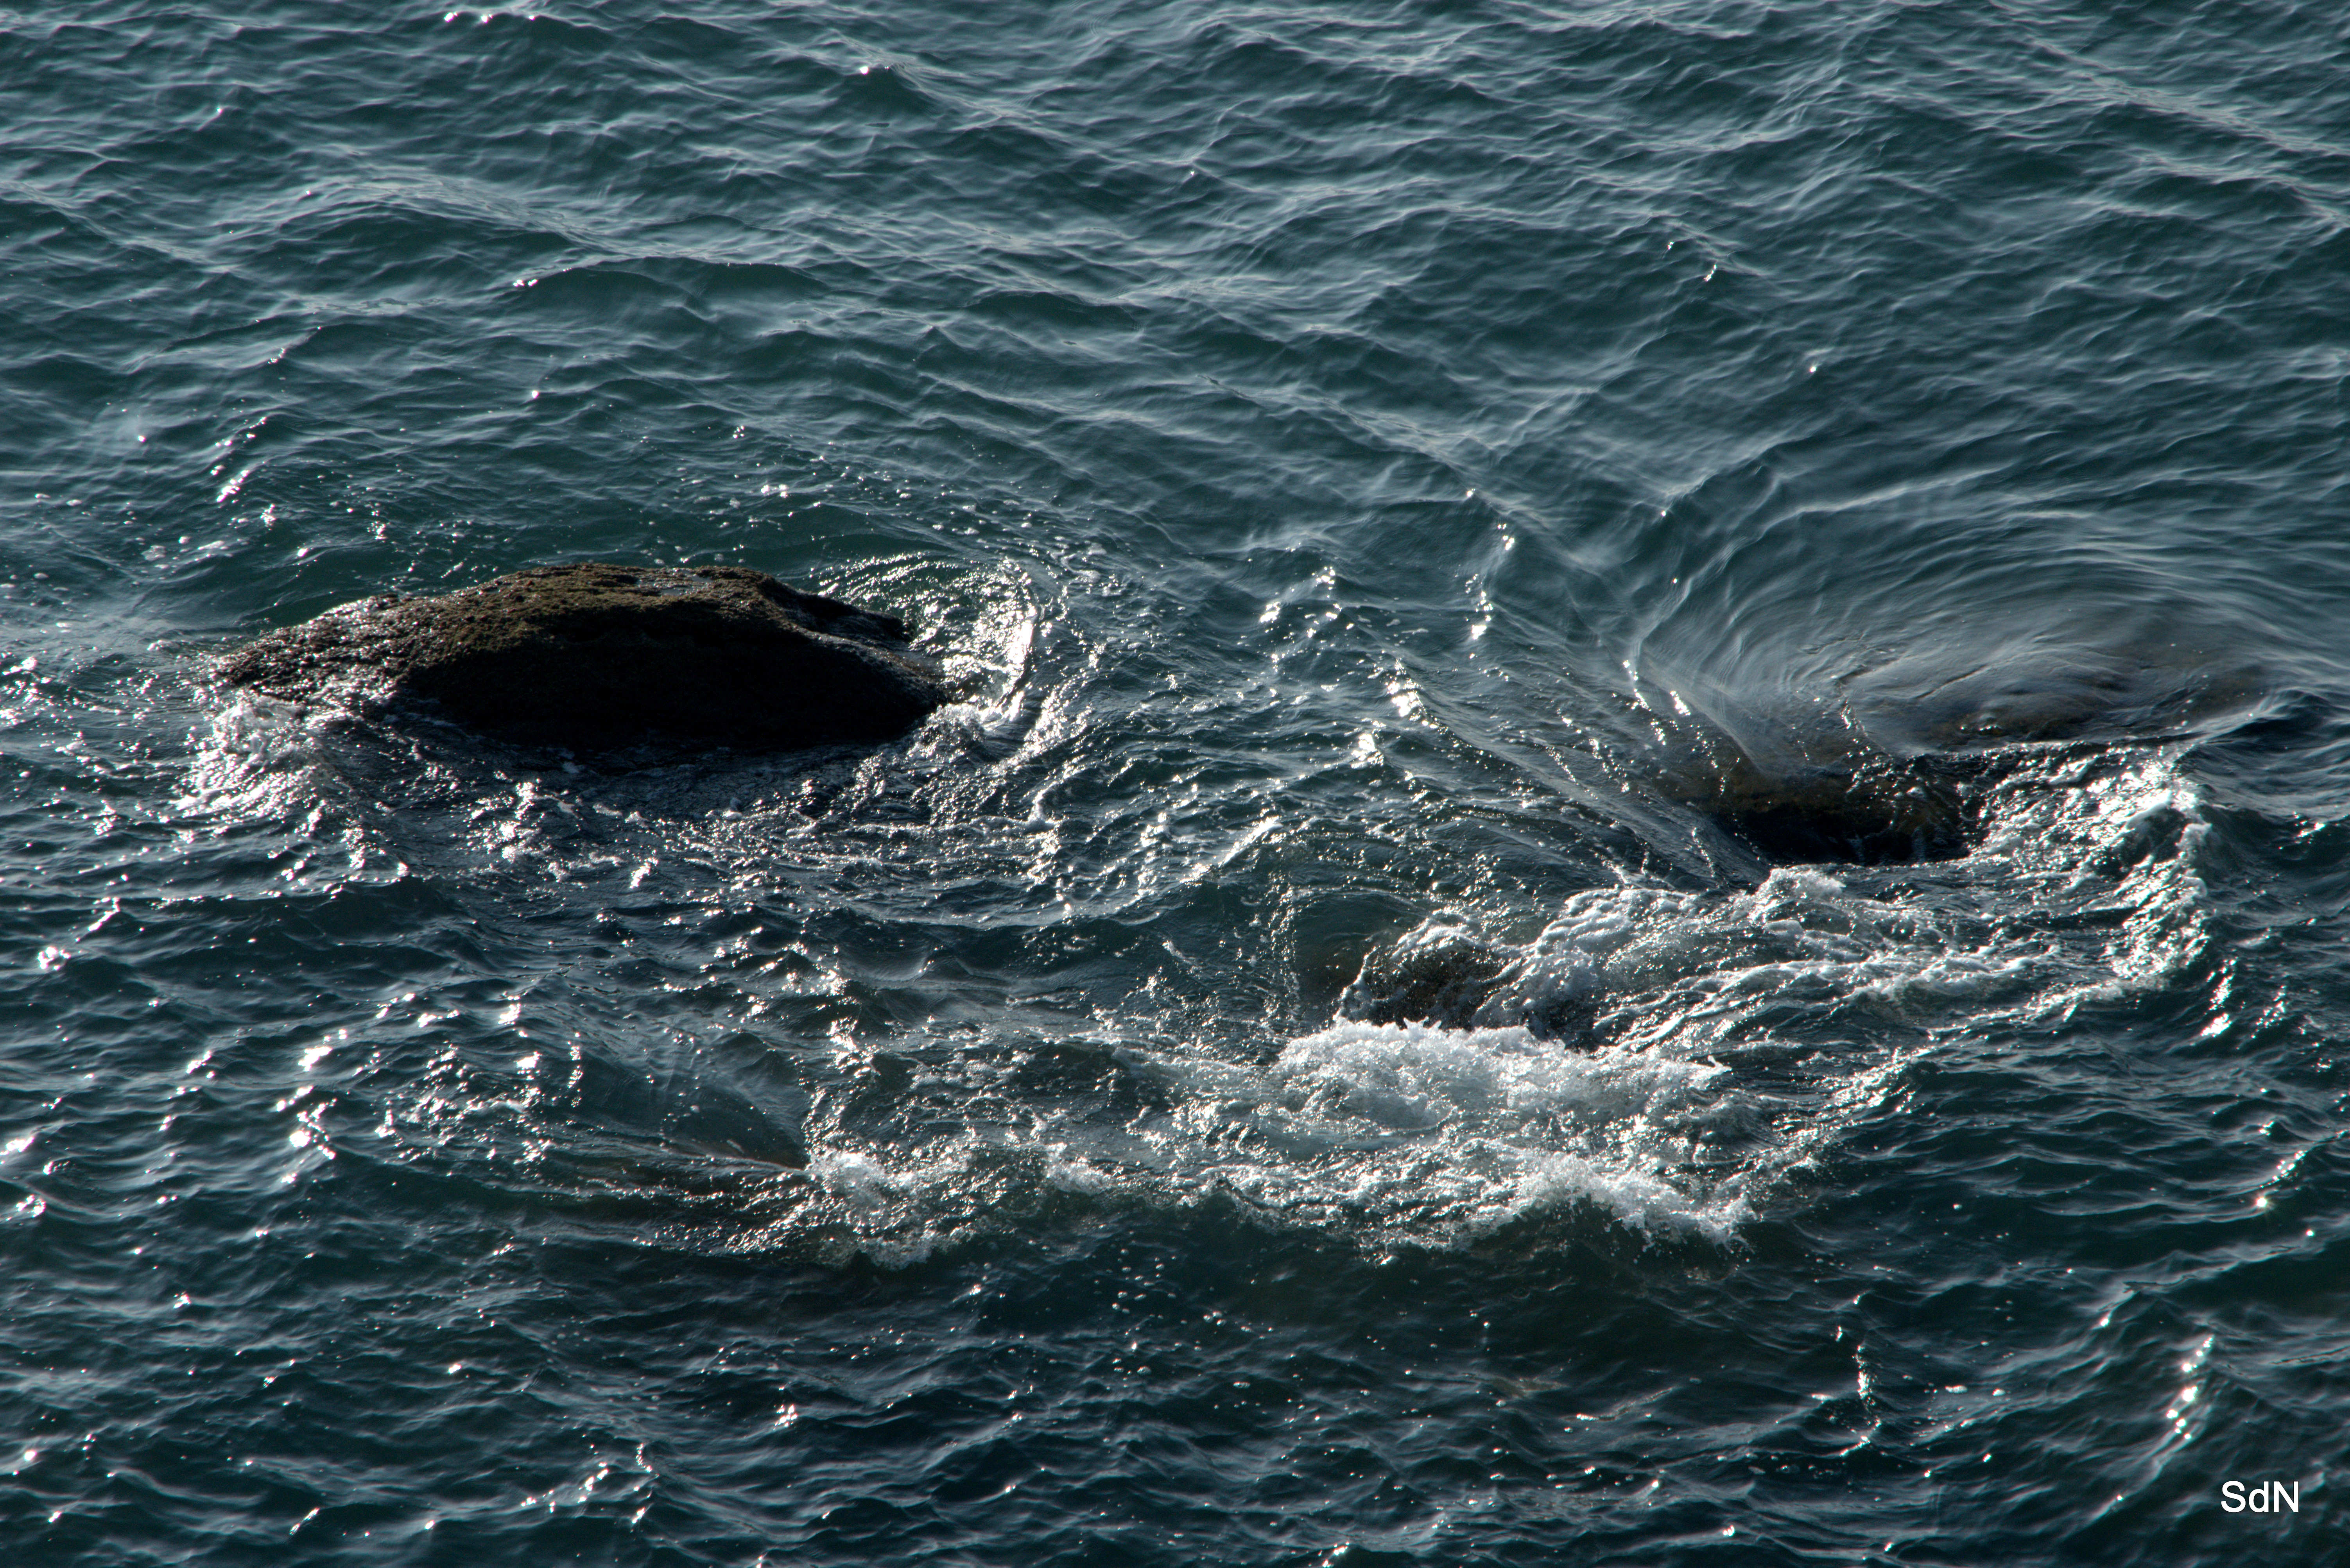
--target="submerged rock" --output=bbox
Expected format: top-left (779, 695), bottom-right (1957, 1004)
top-left (1345, 649), bottom-right (2263, 1034)
top-left (1689, 750), bottom-right (1978, 866)
top-left (219, 562), bottom-right (947, 749)
top-left (1338, 922), bottom-right (1596, 1044)
top-left (1340, 925), bottom-right (1513, 1031)
top-left (1644, 704), bottom-right (1981, 869)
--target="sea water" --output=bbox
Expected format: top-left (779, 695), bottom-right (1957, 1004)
top-left (5, 2), bottom-right (2348, 1562)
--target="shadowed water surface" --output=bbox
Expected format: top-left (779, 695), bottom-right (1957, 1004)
top-left (5, 1), bottom-right (2350, 1563)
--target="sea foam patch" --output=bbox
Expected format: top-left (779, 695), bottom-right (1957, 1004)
top-left (1215, 1019), bottom-right (1746, 1239)
top-left (581, 751), bottom-right (2222, 1262)
top-left (181, 648), bottom-right (2223, 1262)
top-left (1090, 756), bottom-right (2214, 1251)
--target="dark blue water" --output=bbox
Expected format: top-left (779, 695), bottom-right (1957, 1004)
top-left (6, 2), bottom-right (2350, 1562)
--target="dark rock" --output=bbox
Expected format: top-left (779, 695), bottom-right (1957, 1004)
top-left (1646, 700), bottom-right (1985, 867)
top-left (1338, 925), bottom-right (1597, 1043)
top-left (1695, 752), bottom-right (1977, 866)
top-left (218, 562), bottom-right (948, 749)
top-left (1340, 928), bottom-right (1512, 1031)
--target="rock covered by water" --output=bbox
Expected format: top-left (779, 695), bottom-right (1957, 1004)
top-left (1684, 747), bottom-right (1979, 866)
top-left (217, 562), bottom-right (948, 749)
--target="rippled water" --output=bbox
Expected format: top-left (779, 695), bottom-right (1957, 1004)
top-left (7, 2), bottom-right (2350, 1562)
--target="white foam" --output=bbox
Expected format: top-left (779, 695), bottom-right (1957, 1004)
top-left (1067, 758), bottom-right (2210, 1251)
top-left (1239, 1019), bottom-right (1744, 1237)
top-left (181, 652), bottom-right (2216, 1261)
top-left (1267, 1020), bottom-right (1718, 1135)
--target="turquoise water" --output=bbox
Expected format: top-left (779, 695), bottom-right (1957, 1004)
top-left (6, 2), bottom-right (2350, 1561)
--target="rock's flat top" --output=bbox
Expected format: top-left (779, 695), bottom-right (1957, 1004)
top-left (219, 562), bottom-right (947, 749)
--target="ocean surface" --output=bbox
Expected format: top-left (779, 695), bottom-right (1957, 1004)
top-left (5, 2), bottom-right (2349, 1562)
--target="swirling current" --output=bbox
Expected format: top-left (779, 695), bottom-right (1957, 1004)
top-left (5, 2), bottom-right (2350, 1563)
